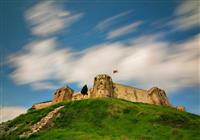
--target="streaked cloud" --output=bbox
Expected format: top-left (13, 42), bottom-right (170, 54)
top-left (152, 1), bottom-right (199, 32)
top-left (173, 0), bottom-right (199, 30)
top-left (0, 106), bottom-right (27, 123)
top-left (7, 1), bottom-right (200, 92)
top-left (106, 21), bottom-right (142, 39)
top-left (31, 82), bottom-right (58, 90)
top-left (9, 38), bottom-right (73, 87)
top-left (25, 1), bottom-right (83, 36)
top-left (168, 0), bottom-right (199, 31)
top-left (8, 33), bottom-right (199, 92)
top-left (95, 10), bottom-right (133, 31)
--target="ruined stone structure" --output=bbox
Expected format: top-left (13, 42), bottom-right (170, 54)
top-left (89, 74), bottom-right (170, 106)
top-left (176, 106), bottom-right (186, 111)
top-left (72, 93), bottom-right (89, 101)
top-left (90, 74), bottom-right (114, 98)
top-left (32, 86), bottom-right (74, 109)
top-left (113, 83), bottom-right (169, 105)
top-left (32, 101), bottom-right (53, 110)
top-left (52, 86), bottom-right (74, 103)
top-left (32, 74), bottom-right (184, 111)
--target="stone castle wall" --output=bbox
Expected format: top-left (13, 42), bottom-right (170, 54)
top-left (72, 92), bottom-right (89, 101)
top-left (32, 101), bottom-right (53, 110)
top-left (90, 74), bottom-right (170, 106)
top-left (113, 83), bottom-right (152, 104)
top-left (32, 74), bottom-right (171, 110)
top-left (176, 106), bottom-right (185, 111)
top-left (113, 83), bottom-right (170, 105)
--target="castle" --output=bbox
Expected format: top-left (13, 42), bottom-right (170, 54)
top-left (32, 74), bottom-right (184, 111)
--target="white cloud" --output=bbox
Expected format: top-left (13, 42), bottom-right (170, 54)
top-left (9, 38), bottom-right (73, 86)
top-left (31, 82), bottom-right (58, 90)
top-left (95, 10), bottom-right (133, 30)
top-left (106, 21), bottom-right (142, 39)
top-left (67, 43), bottom-right (126, 86)
top-left (0, 107), bottom-right (27, 123)
top-left (8, 34), bottom-right (200, 92)
top-left (25, 1), bottom-right (83, 36)
top-left (169, 0), bottom-right (200, 31)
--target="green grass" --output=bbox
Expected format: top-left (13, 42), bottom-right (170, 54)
top-left (1, 98), bottom-right (200, 140)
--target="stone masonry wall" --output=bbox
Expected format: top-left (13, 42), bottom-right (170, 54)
top-left (32, 101), bottom-right (53, 110)
top-left (52, 86), bottom-right (74, 103)
top-left (147, 87), bottom-right (170, 105)
top-left (90, 74), bottom-right (170, 106)
top-left (113, 83), bottom-right (170, 106)
top-left (113, 83), bottom-right (153, 104)
top-left (90, 74), bottom-right (114, 98)
top-left (32, 74), bottom-right (171, 110)
top-left (72, 92), bottom-right (89, 101)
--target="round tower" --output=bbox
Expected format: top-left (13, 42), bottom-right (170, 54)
top-left (147, 87), bottom-right (170, 106)
top-left (91, 74), bottom-right (114, 98)
top-left (53, 85), bottom-right (74, 103)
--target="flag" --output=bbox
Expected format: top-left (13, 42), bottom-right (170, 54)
top-left (113, 70), bottom-right (118, 74)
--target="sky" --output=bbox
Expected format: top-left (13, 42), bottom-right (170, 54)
top-left (0, 0), bottom-right (199, 122)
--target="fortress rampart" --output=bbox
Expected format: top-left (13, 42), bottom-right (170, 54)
top-left (32, 74), bottom-right (183, 110)
top-left (32, 101), bottom-right (53, 110)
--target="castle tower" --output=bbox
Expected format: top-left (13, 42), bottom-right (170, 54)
top-left (90, 74), bottom-right (114, 98)
top-left (147, 87), bottom-right (170, 106)
top-left (52, 85), bottom-right (74, 103)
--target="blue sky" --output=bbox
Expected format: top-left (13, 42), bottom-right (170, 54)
top-left (0, 0), bottom-right (199, 122)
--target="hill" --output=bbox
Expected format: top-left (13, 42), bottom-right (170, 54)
top-left (0, 98), bottom-right (200, 140)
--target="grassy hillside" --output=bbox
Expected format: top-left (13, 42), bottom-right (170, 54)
top-left (1, 98), bottom-right (200, 140)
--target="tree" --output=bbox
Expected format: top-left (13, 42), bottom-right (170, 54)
top-left (81, 85), bottom-right (88, 95)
